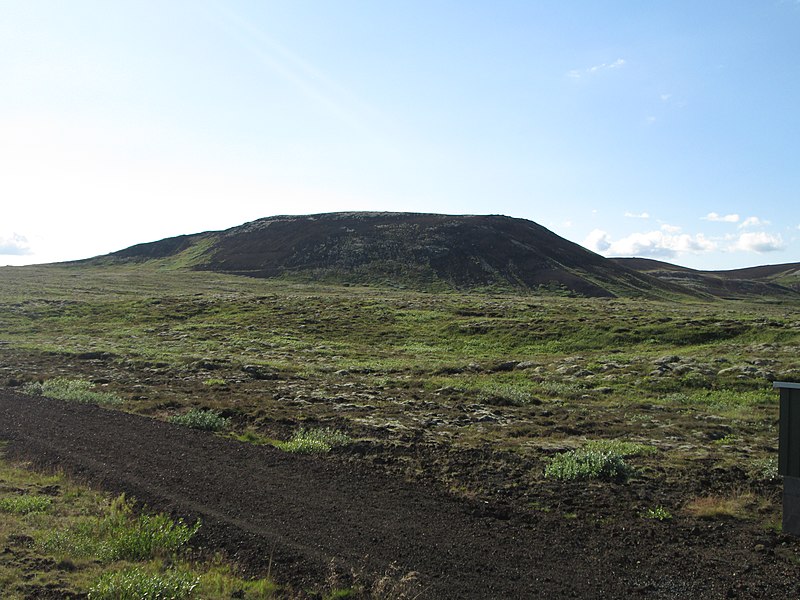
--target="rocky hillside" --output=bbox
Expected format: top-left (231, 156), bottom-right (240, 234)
top-left (107, 212), bottom-right (689, 298)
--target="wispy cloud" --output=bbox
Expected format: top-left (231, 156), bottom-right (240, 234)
top-left (0, 233), bottom-right (32, 256)
top-left (739, 216), bottom-right (769, 228)
top-left (660, 224), bottom-right (681, 233)
top-left (702, 212), bottom-right (740, 223)
top-left (583, 229), bottom-right (715, 259)
top-left (731, 232), bottom-right (784, 253)
top-left (624, 211), bottom-right (650, 219)
top-left (204, 0), bottom-right (379, 132)
top-left (567, 58), bottom-right (626, 79)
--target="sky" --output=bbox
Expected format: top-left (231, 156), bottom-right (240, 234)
top-left (1, 1), bottom-right (799, 270)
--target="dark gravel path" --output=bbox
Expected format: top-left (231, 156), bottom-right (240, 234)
top-left (1, 390), bottom-right (799, 599)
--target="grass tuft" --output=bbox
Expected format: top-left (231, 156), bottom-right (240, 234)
top-left (41, 494), bottom-right (200, 562)
top-left (0, 494), bottom-right (53, 515)
top-left (684, 492), bottom-right (754, 519)
top-left (22, 378), bottom-right (122, 405)
top-left (170, 408), bottom-right (230, 432)
top-left (88, 566), bottom-right (199, 600)
top-left (275, 428), bottom-right (352, 454)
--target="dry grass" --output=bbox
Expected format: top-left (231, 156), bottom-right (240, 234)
top-left (684, 491), bottom-right (756, 519)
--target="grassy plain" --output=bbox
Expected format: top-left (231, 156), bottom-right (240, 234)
top-left (1, 262), bottom-right (799, 594)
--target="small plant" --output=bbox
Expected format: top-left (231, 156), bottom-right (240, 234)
top-left (202, 378), bottom-right (227, 387)
top-left (0, 494), bottom-right (53, 514)
top-left (170, 408), bottom-right (230, 432)
top-left (22, 378), bottom-right (122, 405)
top-left (275, 428), bottom-right (352, 454)
top-left (88, 566), bottom-right (199, 600)
top-left (643, 506), bottom-right (672, 521)
top-left (544, 439), bottom-right (654, 481)
top-left (750, 456), bottom-right (779, 482)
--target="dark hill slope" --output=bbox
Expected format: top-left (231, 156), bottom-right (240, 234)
top-left (108, 212), bottom-right (689, 298)
top-left (613, 258), bottom-right (800, 299)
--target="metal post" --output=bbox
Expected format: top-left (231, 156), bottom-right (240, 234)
top-left (775, 381), bottom-right (800, 535)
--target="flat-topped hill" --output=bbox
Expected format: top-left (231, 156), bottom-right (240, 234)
top-left (106, 212), bottom-right (691, 298)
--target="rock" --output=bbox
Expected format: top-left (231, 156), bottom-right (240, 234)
top-left (241, 365), bottom-right (280, 380)
top-left (654, 355), bottom-right (681, 365)
top-left (490, 361), bottom-right (518, 372)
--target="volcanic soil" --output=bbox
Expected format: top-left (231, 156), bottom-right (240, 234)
top-left (2, 391), bottom-right (800, 599)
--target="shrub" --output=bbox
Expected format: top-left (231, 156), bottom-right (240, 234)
top-left (22, 378), bottom-right (122, 405)
top-left (169, 409), bottom-right (230, 432)
top-left (545, 448), bottom-right (630, 480)
top-left (0, 494), bottom-right (52, 515)
top-left (275, 428), bottom-right (352, 454)
top-left (544, 439), bottom-right (653, 481)
top-left (88, 566), bottom-right (199, 600)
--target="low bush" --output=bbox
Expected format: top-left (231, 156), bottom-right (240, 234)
top-left (544, 439), bottom-right (654, 481)
top-left (170, 408), bottom-right (230, 432)
top-left (545, 448), bottom-right (630, 480)
top-left (22, 378), bottom-right (122, 405)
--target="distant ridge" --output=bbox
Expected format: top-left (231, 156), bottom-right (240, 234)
top-left (97, 212), bottom-right (798, 300)
top-left (612, 258), bottom-right (800, 298)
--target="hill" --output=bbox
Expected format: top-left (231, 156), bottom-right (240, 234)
top-left (613, 258), bottom-right (800, 299)
top-left (104, 212), bottom-right (690, 298)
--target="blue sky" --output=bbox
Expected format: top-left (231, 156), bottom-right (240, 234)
top-left (1, 1), bottom-right (798, 269)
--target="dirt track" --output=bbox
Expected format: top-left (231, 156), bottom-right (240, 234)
top-left (2, 391), bottom-right (799, 599)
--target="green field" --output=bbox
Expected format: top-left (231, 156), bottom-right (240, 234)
top-left (1, 262), bottom-right (799, 596)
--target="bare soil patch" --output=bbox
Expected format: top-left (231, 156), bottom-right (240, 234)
top-left (2, 391), bottom-right (800, 599)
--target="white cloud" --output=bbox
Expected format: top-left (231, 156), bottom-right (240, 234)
top-left (0, 232), bottom-right (31, 256)
top-left (739, 216), bottom-right (769, 228)
top-left (660, 94), bottom-right (672, 102)
top-left (567, 58), bottom-right (626, 79)
top-left (731, 232), bottom-right (784, 253)
top-left (660, 223), bottom-right (681, 233)
top-left (584, 229), bottom-right (611, 252)
top-left (584, 229), bottom-right (716, 259)
top-left (624, 211), bottom-right (650, 219)
top-left (703, 212), bottom-right (740, 223)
